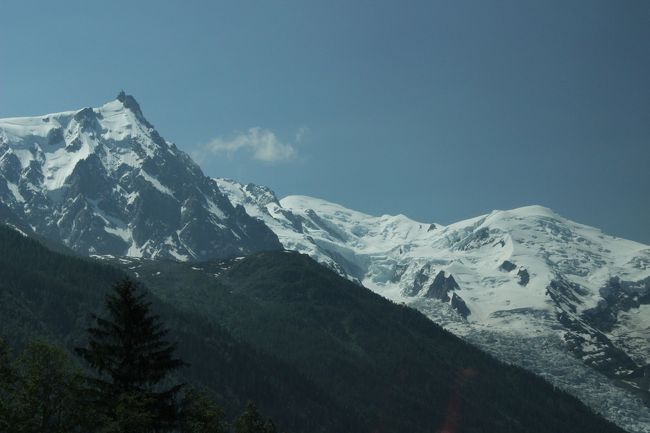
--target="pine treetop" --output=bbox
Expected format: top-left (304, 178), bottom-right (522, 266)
top-left (75, 278), bottom-right (186, 430)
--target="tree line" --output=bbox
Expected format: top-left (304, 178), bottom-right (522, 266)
top-left (0, 279), bottom-right (278, 433)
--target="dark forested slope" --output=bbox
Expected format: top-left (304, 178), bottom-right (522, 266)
top-left (129, 251), bottom-right (628, 433)
top-left (0, 226), bottom-right (358, 433)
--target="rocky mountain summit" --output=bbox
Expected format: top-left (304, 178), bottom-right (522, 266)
top-left (0, 93), bottom-right (281, 260)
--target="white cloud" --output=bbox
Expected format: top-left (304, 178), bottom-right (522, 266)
top-left (193, 127), bottom-right (305, 164)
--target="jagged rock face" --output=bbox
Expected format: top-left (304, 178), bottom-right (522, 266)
top-left (517, 268), bottom-right (530, 286)
top-left (423, 271), bottom-right (459, 302)
top-left (411, 269), bottom-right (470, 317)
top-left (499, 260), bottom-right (517, 272)
top-left (451, 292), bottom-right (471, 318)
top-left (0, 95), bottom-right (281, 260)
top-left (548, 277), bottom-right (641, 377)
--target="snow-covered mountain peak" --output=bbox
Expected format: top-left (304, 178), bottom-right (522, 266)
top-left (493, 204), bottom-right (558, 218)
top-left (1, 93), bottom-right (148, 140)
top-left (0, 93), bottom-right (173, 183)
top-left (116, 90), bottom-right (145, 117)
top-left (0, 98), bottom-right (281, 260)
top-left (281, 194), bottom-right (442, 240)
top-left (218, 178), bottom-right (280, 208)
top-left (0, 96), bottom-right (134, 185)
top-left (440, 205), bottom-right (561, 237)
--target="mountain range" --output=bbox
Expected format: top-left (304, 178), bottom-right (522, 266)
top-left (1, 94), bottom-right (649, 432)
top-left (0, 224), bottom-right (631, 433)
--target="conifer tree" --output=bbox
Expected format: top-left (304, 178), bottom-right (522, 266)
top-left (76, 278), bottom-right (185, 432)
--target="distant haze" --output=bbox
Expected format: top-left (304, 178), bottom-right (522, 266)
top-left (1, 0), bottom-right (648, 243)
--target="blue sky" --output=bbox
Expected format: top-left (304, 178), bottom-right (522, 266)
top-left (2, 0), bottom-right (649, 242)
